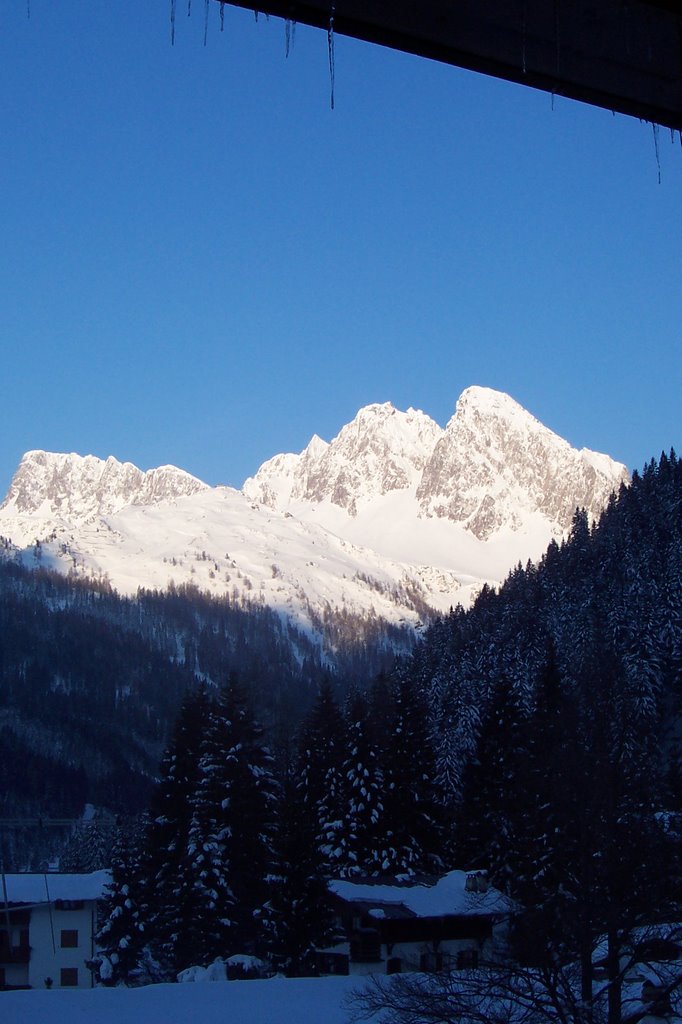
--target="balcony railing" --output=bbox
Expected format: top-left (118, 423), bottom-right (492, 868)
top-left (0, 945), bottom-right (31, 964)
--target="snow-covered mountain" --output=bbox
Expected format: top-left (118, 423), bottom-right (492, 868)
top-left (245, 387), bottom-right (626, 540)
top-left (0, 387), bottom-right (629, 644)
top-left (0, 457), bottom-right (466, 640)
top-left (415, 387), bottom-right (624, 538)
top-left (247, 404), bottom-right (442, 514)
top-left (243, 386), bottom-right (628, 576)
top-left (3, 450), bottom-right (208, 519)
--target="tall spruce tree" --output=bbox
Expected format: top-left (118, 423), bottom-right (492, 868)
top-left (95, 815), bottom-right (151, 985)
top-left (184, 676), bottom-right (278, 962)
top-left (145, 686), bottom-right (212, 976)
top-left (456, 671), bottom-right (528, 881)
top-left (263, 772), bottom-right (337, 975)
top-left (297, 681), bottom-right (346, 870)
top-left (332, 691), bottom-right (389, 877)
top-left (380, 676), bottom-right (442, 875)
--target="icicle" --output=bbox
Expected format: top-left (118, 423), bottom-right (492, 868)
top-left (328, 5), bottom-right (336, 110)
top-left (285, 18), bottom-right (297, 58)
top-left (652, 123), bottom-right (661, 184)
top-left (521, 0), bottom-right (527, 75)
top-left (26, 0), bottom-right (30, 19)
top-left (187, 0), bottom-right (191, 16)
top-left (204, 0), bottom-right (209, 46)
top-left (170, 0), bottom-right (177, 45)
top-left (254, 10), bottom-right (259, 21)
top-left (220, 0), bottom-right (225, 32)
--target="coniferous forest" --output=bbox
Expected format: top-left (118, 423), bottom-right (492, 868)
top-left (0, 562), bottom-right (413, 866)
top-left (2, 452), bottom-right (682, 1005)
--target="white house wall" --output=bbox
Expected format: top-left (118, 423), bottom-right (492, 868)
top-left (27, 902), bottom-right (97, 989)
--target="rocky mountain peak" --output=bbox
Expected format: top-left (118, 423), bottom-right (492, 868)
top-left (245, 386), bottom-right (628, 541)
top-left (244, 402), bottom-right (442, 515)
top-left (0, 450), bottom-right (208, 520)
top-left (416, 387), bottom-right (629, 539)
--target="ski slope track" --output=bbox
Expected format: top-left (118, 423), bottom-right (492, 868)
top-left (0, 387), bottom-right (628, 646)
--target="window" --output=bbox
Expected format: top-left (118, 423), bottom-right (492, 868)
top-left (419, 951), bottom-right (443, 972)
top-left (60, 929), bottom-right (78, 949)
top-left (60, 967), bottom-right (78, 987)
top-left (54, 900), bottom-right (84, 911)
top-left (457, 948), bottom-right (479, 970)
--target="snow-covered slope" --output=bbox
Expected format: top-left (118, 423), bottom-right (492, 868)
top-left (0, 468), bottom-right (470, 638)
top-left (0, 388), bottom-right (629, 643)
top-left (244, 386), bottom-right (628, 569)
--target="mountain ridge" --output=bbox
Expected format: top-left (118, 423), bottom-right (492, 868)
top-left (2, 449), bottom-right (208, 519)
top-left (245, 386), bottom-right (628, 540)
top-left (0, 387), bottom-right (629, 645)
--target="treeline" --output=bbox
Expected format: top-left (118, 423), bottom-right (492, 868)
top-left (93, 672), bottom-right (441, 982)
top-left (398, 450), bottom-right (682, 1006)
top-left (404, 450), bottom-right (682, 817)
top-left (0, 562), bottom-right (410, 867)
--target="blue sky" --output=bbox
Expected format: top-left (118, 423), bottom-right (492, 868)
top-left (1, 1), bottom-right (680, 496)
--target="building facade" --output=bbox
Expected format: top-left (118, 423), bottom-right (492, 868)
top-left (324, 869), bottom-right (512, 976)
top-left (0, 870), bottom-right (109, 990)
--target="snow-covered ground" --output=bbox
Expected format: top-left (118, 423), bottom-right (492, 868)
top-left (4, 969), bottom-right (679, 1024)
top-left (2, 975), bottom-right (374, 1024)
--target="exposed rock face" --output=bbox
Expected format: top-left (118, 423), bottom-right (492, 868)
top-left (244, 403), bottom-right (443, 515)
top-left (415, 387), bottom-right (629, 539)
top-left (0, 450), bottom-right (208, 519)
top-left (244, 388), bottom-right (629, 539)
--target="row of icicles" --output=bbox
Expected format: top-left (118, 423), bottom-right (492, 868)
top-left (169, 0), bottom-right (336, 108)
top-left (165, 0), bottom-right (682, 170)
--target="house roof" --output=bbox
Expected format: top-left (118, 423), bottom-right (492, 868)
top-left (329, 869), bottom-right (511, 919)
top-left (1, 869), bottom-right (111, 904)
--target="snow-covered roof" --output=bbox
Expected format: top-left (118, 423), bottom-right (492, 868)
top-left (1, 869), bottom-right (111, 904)
top-left (329, 870), bottom-right (511, 918)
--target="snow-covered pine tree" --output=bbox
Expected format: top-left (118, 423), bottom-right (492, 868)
top-left (145, 685), bottom-right (212, 977)
top-left (59, 815), bottom-right (117, 872)
top-left (94, 815), bottom-right (151, 985)
top-left (184, 675), bottom-right (277, 961)
top-left (380, 676), bottom-right (442, 876)
top-left (505, 644), bottom-right (580, 963)
top-left (332, 691), bottom-right (389, 878)
top-left (296, 681), bottom-right (346, 871)
top-left (263, 771), bottom-right (337, 975)
top-left (455, 671), bottom-right (528, 882)
top-left (181, 694), bottom-right (241, 968)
